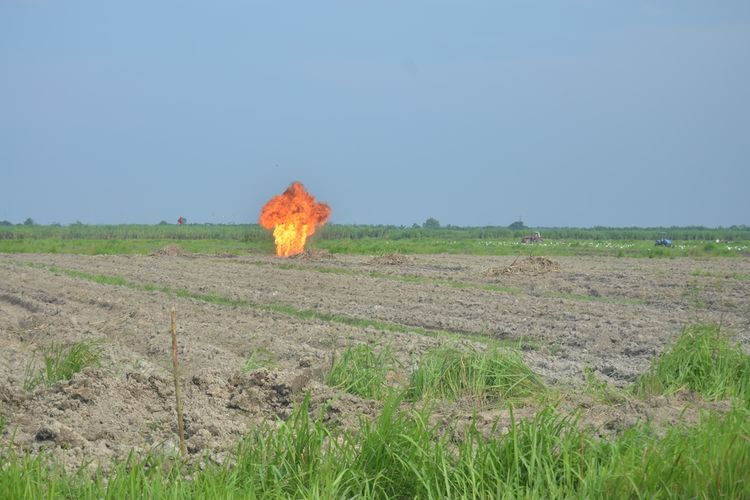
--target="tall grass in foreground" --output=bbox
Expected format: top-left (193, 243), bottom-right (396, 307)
top-left (407, 344), bottom-right (546, 402)
top-left (2, 395), bottom-right (749, 499)
top-left (326, 344), bottom-right (396, 399)
top-left (632, 324), bottom-right (750, 403)
top-left (23, 341), bottom-right (101, 391)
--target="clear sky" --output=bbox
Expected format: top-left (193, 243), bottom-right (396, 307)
top-left (1, 1), bottom-right (748, 227)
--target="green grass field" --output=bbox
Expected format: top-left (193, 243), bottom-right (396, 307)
top-left (1, 223), bottom-right (748, 257)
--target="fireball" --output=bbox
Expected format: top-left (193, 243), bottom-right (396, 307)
top-left (259, 182), bottom-right (331, 257)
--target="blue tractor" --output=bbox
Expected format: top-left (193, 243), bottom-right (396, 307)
top-left (655, 232), bottom-right (673, 247)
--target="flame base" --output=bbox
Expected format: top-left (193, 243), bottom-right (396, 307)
top-left (272, 223), bottom-right (310, 257)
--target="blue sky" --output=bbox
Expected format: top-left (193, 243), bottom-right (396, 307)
top-left (1, 1), bottom-right (748, 227)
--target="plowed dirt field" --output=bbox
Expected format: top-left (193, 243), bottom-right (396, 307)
top-left (2, 252), bottom-right (749, 469)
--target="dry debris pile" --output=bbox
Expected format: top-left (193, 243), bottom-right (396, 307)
top-left (288, 249), bottom-right (334, 261)
top-left (485, 256), bottom-right (561, 276)
top-left (368, 253), bottom-right (410, 266)
top-left (149, 245), bottom-right (192, 257)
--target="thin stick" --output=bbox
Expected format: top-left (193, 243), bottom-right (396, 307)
top-left (171, 307), bottom-right (187, 457)
top-left (716, 278), bottom-right (725, 334)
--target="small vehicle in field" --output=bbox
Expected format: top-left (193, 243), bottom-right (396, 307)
top-left (521, 231), bottom-right (543, 243)
top-left (655, 232), bottom-right (673, 247)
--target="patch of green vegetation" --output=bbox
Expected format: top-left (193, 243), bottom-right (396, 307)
top-left (632, 324), bottom-right (750, 403)
top-left (318, 236), bottom-right (749, 258)
top-left (23, 341), bottom-right (102, 391)
top-left (2, 223), bottom-right (748, 258)
top-left (326, 344), bottom-right (396, 399)
top-left (583, 366), bottom-right (627, 405)
top-left (407, 343), bottom-right (546, 402)
top-left (0, 237), bottom-right (270, 256)
top-left (49, 266), bottom-right (129, 287)
top-left (243, 348), bottom-right (278, 372)
top-left (2, 395), bottom-right (749, 498)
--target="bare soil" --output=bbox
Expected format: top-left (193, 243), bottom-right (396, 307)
top-left (1, 252), bottom-right (749, 470)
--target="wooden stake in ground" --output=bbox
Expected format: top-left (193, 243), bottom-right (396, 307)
top-left (171, 307), bottom-right (187, 457)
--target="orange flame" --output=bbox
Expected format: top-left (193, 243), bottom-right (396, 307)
top-left (259, 182), bottom-right (331, 257)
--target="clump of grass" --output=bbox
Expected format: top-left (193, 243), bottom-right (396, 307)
top-left (407, 343), bottom-right (546, 402)
top-left (23, 341), bottom-right (102, 391)
top-left (243, 348), bottom-right (278, 372)
top-left (632, 324), bottom-right (750, 402)
top-left (326, 344), bottom-right (396, 399)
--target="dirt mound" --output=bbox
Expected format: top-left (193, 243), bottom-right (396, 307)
top-left (213, 252), bottom-right (237, 259)
top-left (149, 244), bottom-right (191, 257)
top-left (368, 253), bottom-right (410, 266)
top-left (485, 256), bottom-right (560, 276)
top-left (288, 249), bottom-right (333, 261)
top-left (2, 364), bottom-right (375, 471)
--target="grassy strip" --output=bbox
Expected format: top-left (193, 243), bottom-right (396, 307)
top-left (23, 341), bottom-right (101, 391)
top-left (318, 237), bottom-right (749, 258)
top-left (407, 343), bottom-right (547, 402)
top-left (0, 238), bottom-right (270, 256)
top-left (632, 324), bottom-right (750, 402)
top-left (21, 262), bottom-right (512, 348)
top-left (2, 396), bottom-right (749, 498)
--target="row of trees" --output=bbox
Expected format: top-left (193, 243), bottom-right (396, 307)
top-left (1, 217), bottom-right (518, 230)
top-left (1, 218), bottom-right (37, 226)
top-left (1, 219), bottom-right (89, 227)
top-left (421, 218), bottom-right (528, 230)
